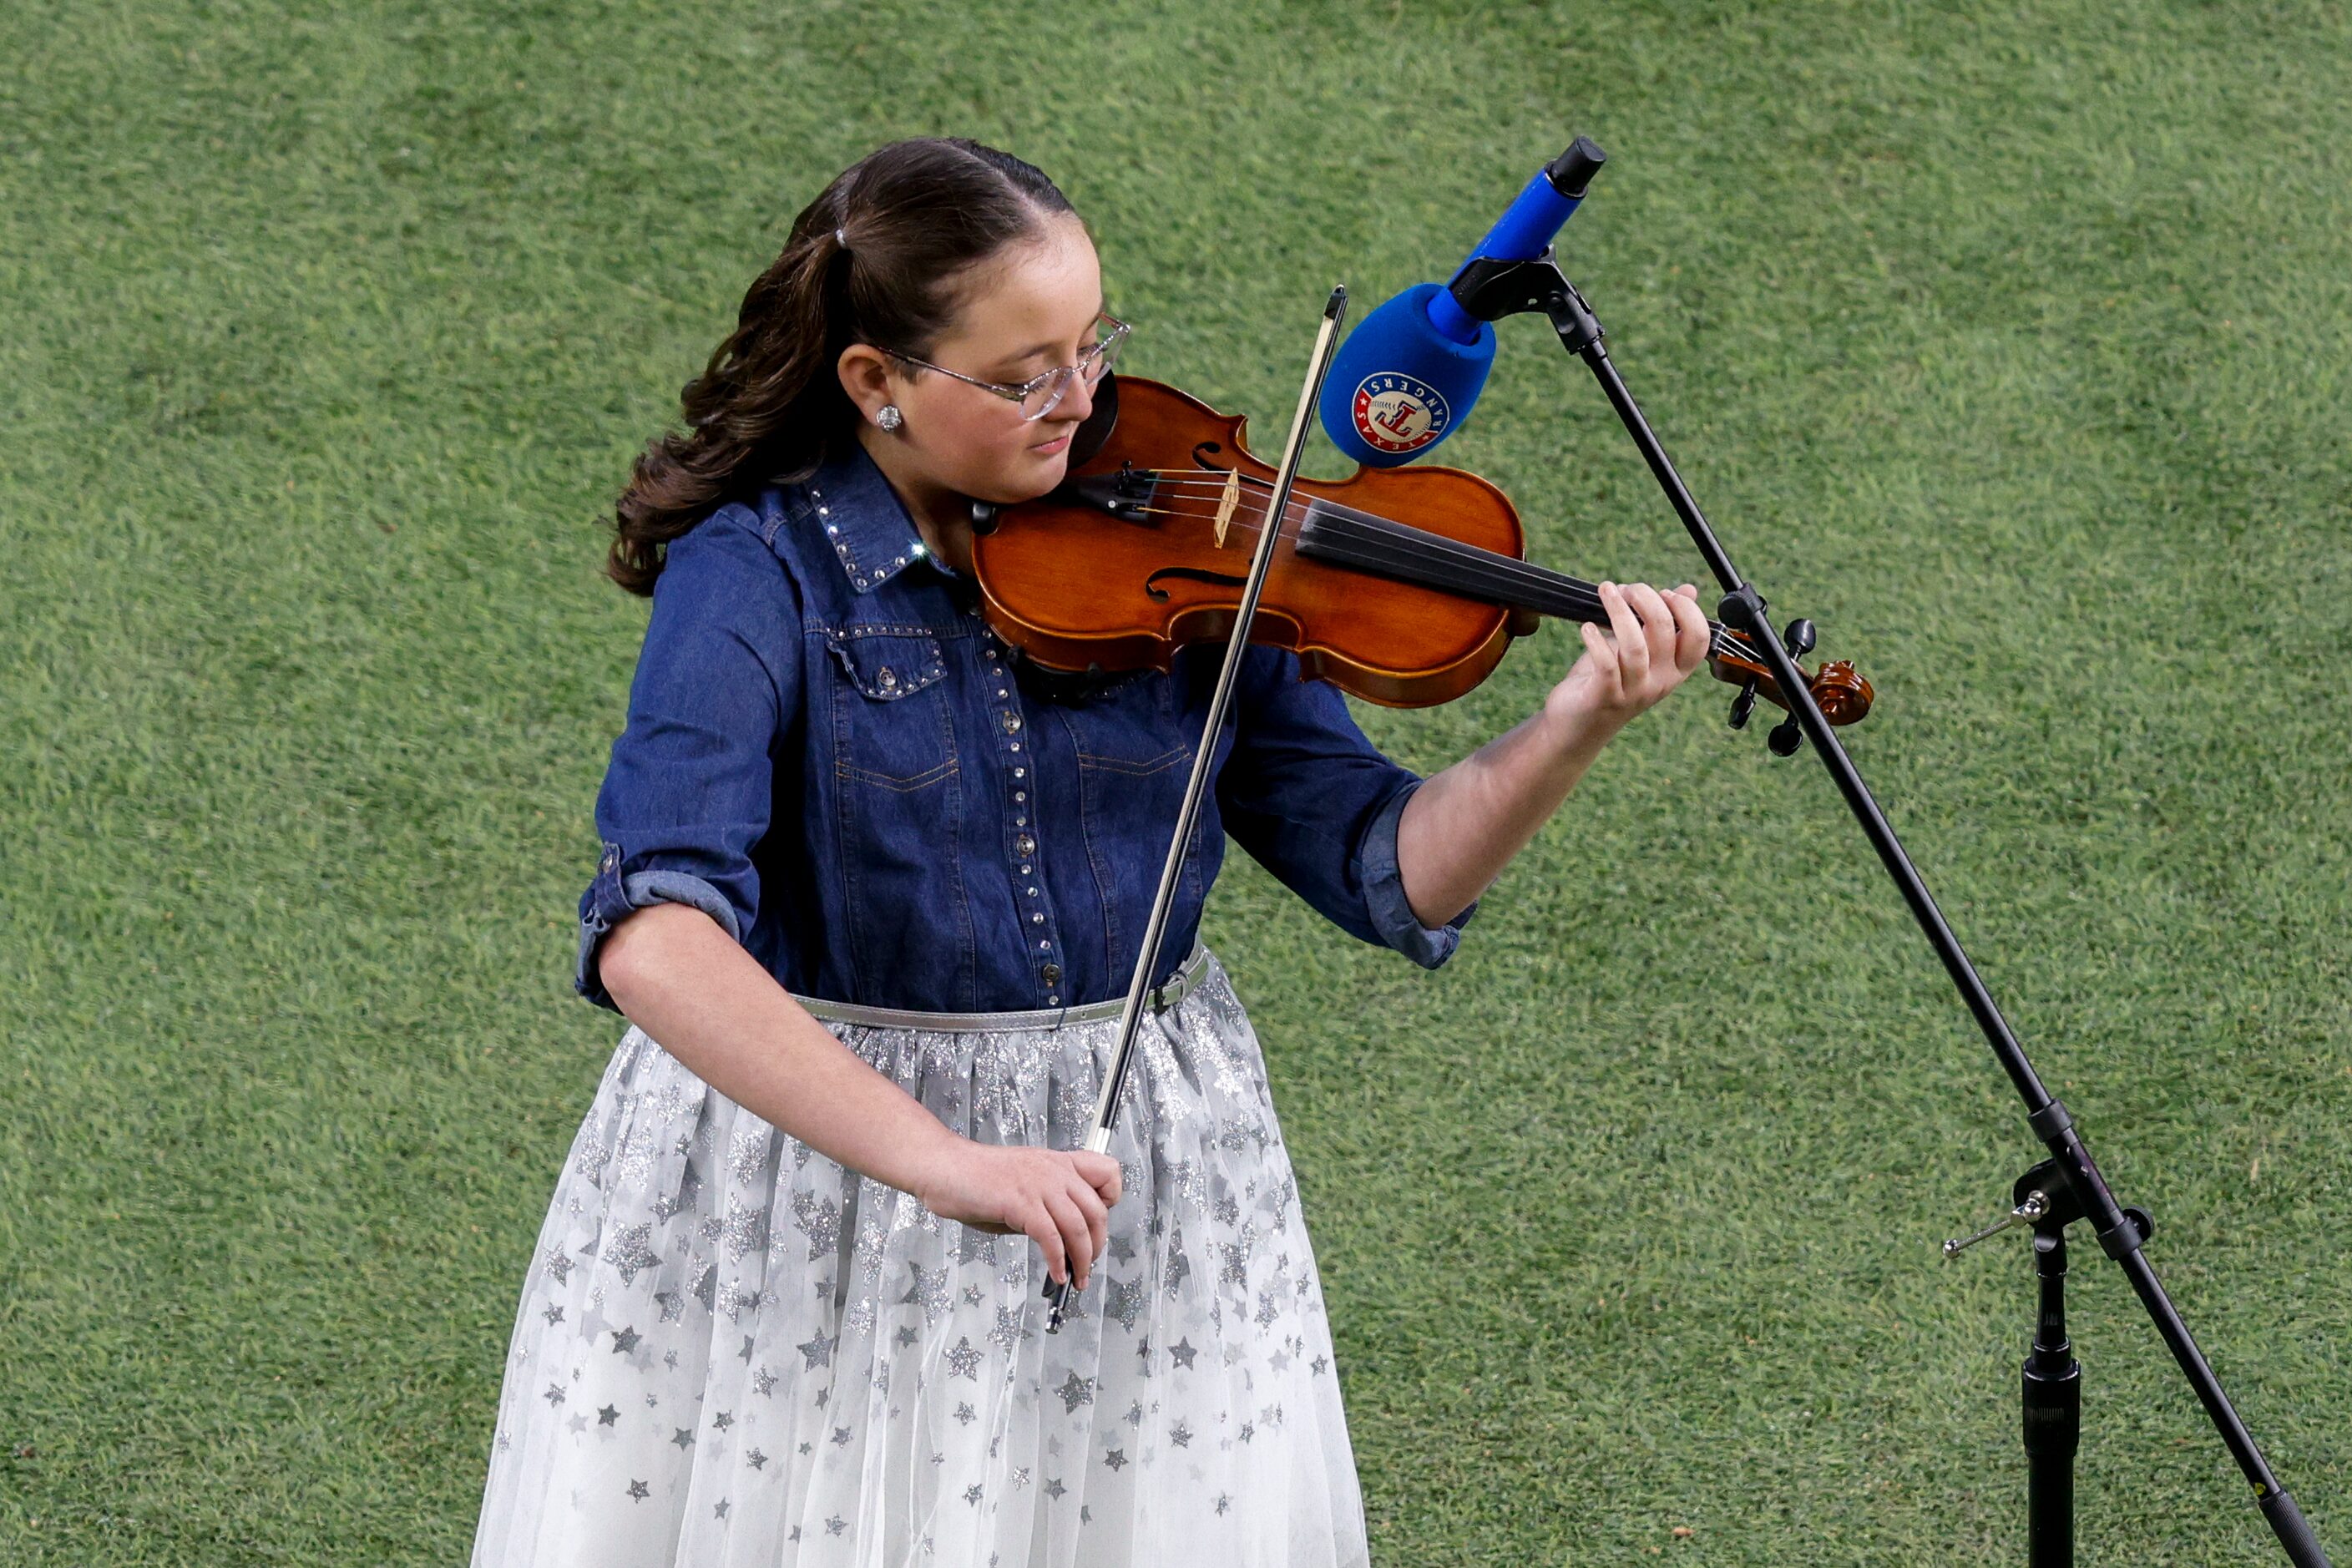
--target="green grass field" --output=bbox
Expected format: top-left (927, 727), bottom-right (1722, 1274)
top-left (5, 1), bottom-right (2348, 1561)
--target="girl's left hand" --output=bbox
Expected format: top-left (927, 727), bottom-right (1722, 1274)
top-left (1543, 579), bottom-right (1710, 735)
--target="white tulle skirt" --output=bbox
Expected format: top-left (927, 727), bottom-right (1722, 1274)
top-left (468, 948), bottom-right (1371, 1567)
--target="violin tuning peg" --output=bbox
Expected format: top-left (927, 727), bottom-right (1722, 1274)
top-left (1783, 617), bottom-right (1816, 660)
top-left (1767, 714), bottom-right (1805, 756)
top-left (1727, 675), bottom-right (1760, 731)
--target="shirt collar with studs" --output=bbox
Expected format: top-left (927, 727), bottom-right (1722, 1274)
top-left (803, 439), bottom-right (967, 594)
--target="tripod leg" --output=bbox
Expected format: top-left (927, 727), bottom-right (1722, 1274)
top-left (2025, 1227), bottom-right (2081, 1568)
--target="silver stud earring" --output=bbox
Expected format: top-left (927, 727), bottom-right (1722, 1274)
top-left (877, 404), bottom-right (903, 432)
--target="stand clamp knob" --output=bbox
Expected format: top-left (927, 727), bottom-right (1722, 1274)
top-left (1944, 1191), bottom-right (2051, 1259)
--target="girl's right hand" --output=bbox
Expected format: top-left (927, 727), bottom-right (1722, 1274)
top-left (913, 1136), bottom-right (1124, 1291)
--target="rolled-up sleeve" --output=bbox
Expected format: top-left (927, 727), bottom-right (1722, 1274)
top-left (1214, 645), bottom-right (1477, 969)
top-left (575, 507), bottom-right (800, 1011)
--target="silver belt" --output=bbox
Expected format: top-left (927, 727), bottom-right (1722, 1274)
top-left (788, 943), bottom-right (1212, 1032)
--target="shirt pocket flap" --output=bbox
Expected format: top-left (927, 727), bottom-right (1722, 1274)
top-left (1064, 673), bottom-right (1191, 775)
top-left (824, 627), bottom-right (947, 701)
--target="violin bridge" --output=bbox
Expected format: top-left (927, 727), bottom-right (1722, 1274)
top-left (1212, 469), bottom-right (1240, 549)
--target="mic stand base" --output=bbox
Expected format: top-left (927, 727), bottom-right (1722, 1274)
top-left (1449, 247), bottom-right (2332, 1567)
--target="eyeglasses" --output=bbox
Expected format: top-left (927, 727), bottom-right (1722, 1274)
top-left (883, 313), bottom-right (1129, 422)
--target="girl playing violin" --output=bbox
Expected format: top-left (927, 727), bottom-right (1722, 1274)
top-left (470, 134), bottom-right (1709, 1568)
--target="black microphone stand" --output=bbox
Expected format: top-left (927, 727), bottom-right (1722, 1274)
top-left (1444, 149), bottom-right (2333, 1567)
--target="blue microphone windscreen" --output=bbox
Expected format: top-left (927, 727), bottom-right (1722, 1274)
top-left (1318, 282), bottom-right (1497, 468)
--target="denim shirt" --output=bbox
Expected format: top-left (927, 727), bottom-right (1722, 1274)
top-left (574, 437), bottom-right (1478, 1016)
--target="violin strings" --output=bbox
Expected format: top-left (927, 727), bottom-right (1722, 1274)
top-left (1141, 472), bottom-right (1707, 600)
top-left (1130, 496), bottom-right (1745, 655)
top-left (1140, 464), bottom-right (1695, 594)
top-left (1140, 471), bottom-right (1644, 601)
top-left (1125, 502), bottom-right (1751, 666)
top-left (1120, 487), bottom-right (1756, 664)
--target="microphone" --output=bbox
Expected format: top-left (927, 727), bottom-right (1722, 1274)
top-left (1318, 137), bottom-right (1604, 467)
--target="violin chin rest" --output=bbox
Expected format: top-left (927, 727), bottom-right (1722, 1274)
top-left (1066, 370), bottom-right (1120, 467)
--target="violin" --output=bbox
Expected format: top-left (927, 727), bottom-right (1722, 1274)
top-left (968, 374), bottom-right (1872, 725)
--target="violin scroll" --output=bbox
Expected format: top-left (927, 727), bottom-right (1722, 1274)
top-left (1802, 660), bottom-right (1874, 724)
top-left (1708, 624), bottom-right (1875, 739)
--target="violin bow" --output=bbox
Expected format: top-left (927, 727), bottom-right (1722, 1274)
top-left (1043, 285), bottom-right (1351, 1332)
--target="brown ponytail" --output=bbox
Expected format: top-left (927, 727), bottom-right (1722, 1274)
top-left (604, 137), bottom-right (1078, 594)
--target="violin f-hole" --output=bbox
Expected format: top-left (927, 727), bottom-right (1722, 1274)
top-left (1144, 566), bottom-right (1249, 602)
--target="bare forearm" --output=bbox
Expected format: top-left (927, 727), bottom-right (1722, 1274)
top-left (599, 903), bottom-right (959, 1198)
top-left (1393, 703), bottom-right (1623, 928)
top-left (1393, 579), bottom-right (1712, 928)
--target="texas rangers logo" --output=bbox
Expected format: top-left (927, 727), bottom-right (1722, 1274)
top-left (1349, 372), bottom-right (1451, 455)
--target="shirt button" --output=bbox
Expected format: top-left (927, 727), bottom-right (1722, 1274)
top-left (1030, 912), bottom-right (1044, 924)
top-left (1014, 791), bottom-right (1025, 802)
top-left (1042, 962), bottom-right (1063, 984)
top-left (1002, 712), bottom-right (1021, 733)
top-left (1014, 833), bottom-right (1035, 856)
